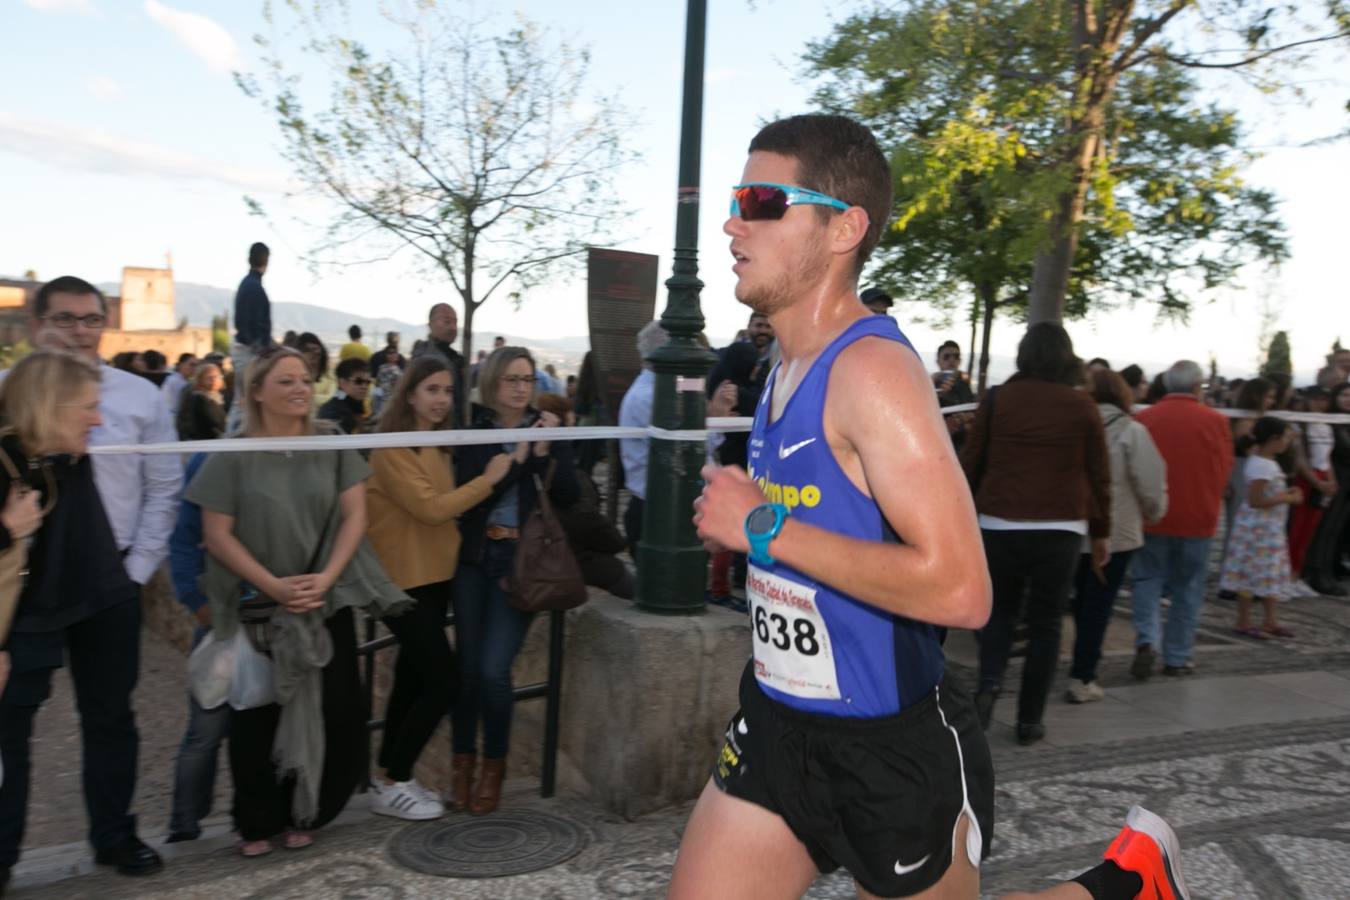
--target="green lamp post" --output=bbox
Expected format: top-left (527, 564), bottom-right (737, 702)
top-left (636, 0), bottom-right (716, 614)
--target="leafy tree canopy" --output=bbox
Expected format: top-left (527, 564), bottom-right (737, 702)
top-left (805, 0), bottom-right (1296, 333)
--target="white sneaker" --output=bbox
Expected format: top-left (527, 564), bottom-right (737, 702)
top-left (372, 779), bottom-right (445, 820)
top-left (408, 778), bottom-right (442, 805)
top-left (1066, 678), bottom-right (1105, 704)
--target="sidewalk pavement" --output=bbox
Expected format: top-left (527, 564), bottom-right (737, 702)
top-left (7, 581), bottom-right (1350, 899)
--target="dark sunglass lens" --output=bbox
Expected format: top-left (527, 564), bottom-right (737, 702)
top-left (738, 186), bottom-right (788, 220)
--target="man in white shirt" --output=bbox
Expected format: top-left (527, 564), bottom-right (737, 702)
top-left (16, 275), bottom-right (180, 877)
top-left (618, 320), bottom-right (733, 557)
top-left (27, 293), bottom-right (182, 588)
top-left (618, 322), bottom-right (664, 553)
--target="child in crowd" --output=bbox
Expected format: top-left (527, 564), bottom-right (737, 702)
top-left (1221, 416), bottom-right (1303, 639)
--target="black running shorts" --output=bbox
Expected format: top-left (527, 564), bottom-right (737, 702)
top-left (712, 661), bottom-right (995, 897)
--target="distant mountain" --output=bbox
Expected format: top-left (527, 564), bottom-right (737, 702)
top-left (99, 280), bottom-right (594, 350)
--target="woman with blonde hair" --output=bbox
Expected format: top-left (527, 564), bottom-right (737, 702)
top-left (450, 346), bottom-right (578, 814)
top-left (0, 351), bottom-right (164, 880)
top-left (364, 355), bottom-right (517, 819)
top-left (176, 362), bottom-right (226, 441)
top-left (185, 346), bottom-right (409, 856)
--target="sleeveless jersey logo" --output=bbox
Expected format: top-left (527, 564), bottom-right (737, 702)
top-left (778, 437), bottom-right (816, 459)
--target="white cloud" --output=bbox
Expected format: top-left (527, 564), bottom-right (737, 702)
top-left (143, 0), bottom-right (241, 74)
top-left (86, 75), bottom-right (122, 100)
top-left (0, 112), bottom-right (290, 195)
top-left (23, 0), bottom-right (97, 13)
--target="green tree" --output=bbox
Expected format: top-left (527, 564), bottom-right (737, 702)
top-left (807, 0), bottom-right (1347, 340)
top-left (0, 339), bottom-right (33, 371)
top-left (211, 313), bottom-right (230, 356)
top-left (238, 1), bottom-right (638, 359)
top-left (1262, 330), bottom-right (1292, 379)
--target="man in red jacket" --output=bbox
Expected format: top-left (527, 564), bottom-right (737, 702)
top-left (1130, 360), bottom-right (1233, 678)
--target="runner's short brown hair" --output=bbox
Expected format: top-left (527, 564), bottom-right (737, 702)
top-left (748, 115), bottom-right (892, 277)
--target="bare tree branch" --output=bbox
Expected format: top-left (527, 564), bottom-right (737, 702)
top-left (239, 3), bottom-right (639, 356)
top-left (1162, 30), bottom-right (1350, 69)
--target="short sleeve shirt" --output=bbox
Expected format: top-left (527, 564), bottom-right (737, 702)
top-left (1241, 455), bottom-right (1284, 508)
top-left (185, 448), bottom-right (368, 575)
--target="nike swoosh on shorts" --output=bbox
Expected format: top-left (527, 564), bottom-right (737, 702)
top-left (894, 854), bottom-right (931, 876)
top-left (778, 438), bottom-right (816, 459)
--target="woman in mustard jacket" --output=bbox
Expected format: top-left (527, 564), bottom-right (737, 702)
top-left (365, 355), bottom-right (518, 820)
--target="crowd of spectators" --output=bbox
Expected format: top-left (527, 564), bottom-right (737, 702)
top-left (939, 329), bottom-right (1350, 746)
top-left (1, 250), bottom-right (1347, 886)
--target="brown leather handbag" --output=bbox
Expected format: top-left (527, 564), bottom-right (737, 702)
top-left (509, 469), bottom-right (588, 613)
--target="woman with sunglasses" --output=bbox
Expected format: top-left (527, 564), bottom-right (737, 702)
top-left (185, 346), bottom-right (408, 857)
top-left (449, 346), bottom-right (578, 815)
top-left (316, 358), bottom-right (372, 435)
top-left (365, 355), bottom-right (518, 819)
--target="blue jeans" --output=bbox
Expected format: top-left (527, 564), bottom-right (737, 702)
top-left (451, 541), bottom-right (534, 759)
top-left (1070, 550), bottom-right (1135, 682)
top-left (1129, 534), bottom-right (1212, 667)
top-left (167, 629), bottom-right (231, 837)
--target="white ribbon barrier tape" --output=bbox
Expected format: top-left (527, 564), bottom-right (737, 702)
top-left (88, 419), bottom-right (756, 456)
top-left (84, 406), bottom-right (1350, 457)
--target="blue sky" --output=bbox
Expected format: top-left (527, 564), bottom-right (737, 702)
top-left (2, 0), bottom-right (1347, 380)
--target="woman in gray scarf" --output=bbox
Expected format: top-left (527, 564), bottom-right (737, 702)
top-left (187, 347), bottom-right (408, 857)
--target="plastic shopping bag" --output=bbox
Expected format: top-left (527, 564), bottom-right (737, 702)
top-left (187, 629), bottom-right (236, 710)
top-left (227, 629), bottom-right (276, 710)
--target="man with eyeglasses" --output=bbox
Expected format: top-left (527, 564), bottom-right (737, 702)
top-left (0, 275), bottom-right (180, 883)
top-left (318, 357), bottom-right (373, 435)
top-left (672, 116), bottom-right (1187, 900)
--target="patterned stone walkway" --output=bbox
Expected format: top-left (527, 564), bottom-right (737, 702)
top-left (9, 571), bottom-right (1350, 898)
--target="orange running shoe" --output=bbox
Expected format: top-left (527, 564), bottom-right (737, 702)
top-left (1103, 806), bottom-right (1191, 900)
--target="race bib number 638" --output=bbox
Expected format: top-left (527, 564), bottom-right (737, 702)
top-left (746, 565), bottom-right (840, 700)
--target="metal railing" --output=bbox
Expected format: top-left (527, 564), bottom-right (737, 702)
top-left (357, 607), bottom-right (566, 799)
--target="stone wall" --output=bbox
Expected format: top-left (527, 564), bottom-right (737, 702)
top-left (396, 590), bottom-right (749, 819)
top-left (118, 266), bottom-right (177, 331)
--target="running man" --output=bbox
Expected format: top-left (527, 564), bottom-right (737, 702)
top-left (670, 115), bottom-right (1188, 900)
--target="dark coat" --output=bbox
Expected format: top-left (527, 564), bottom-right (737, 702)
top-left (455, 403), bottom-right (580, 566)
top-left (959, 375), bottom-right (1112, 538)
top-left (0, 435), bottom-right (137, 640)
top-left (176, 391), bottom-right (225, 441)
top-left (317, 393), bottom-right (365, 435)
top-left (709, 342), bottom-right (771, 469)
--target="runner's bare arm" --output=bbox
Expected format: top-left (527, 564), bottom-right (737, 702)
top-left (695, 337), bottom-right (990, 629)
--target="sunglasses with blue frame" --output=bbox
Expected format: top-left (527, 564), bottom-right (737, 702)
top-left (730, 182), bottom-right (852, 220)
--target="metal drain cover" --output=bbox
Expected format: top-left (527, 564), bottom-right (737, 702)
top-left (388, 810), bottom-right (588, 878)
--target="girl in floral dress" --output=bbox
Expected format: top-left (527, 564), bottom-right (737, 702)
top-left (1221, 416), bottom-right (1303, 639)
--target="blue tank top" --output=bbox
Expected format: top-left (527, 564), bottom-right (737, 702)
top-left (746, 315), bottom-right (944, 717)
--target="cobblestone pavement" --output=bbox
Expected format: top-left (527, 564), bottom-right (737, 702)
top-left (9, 568), bottom-right (1350, 899)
